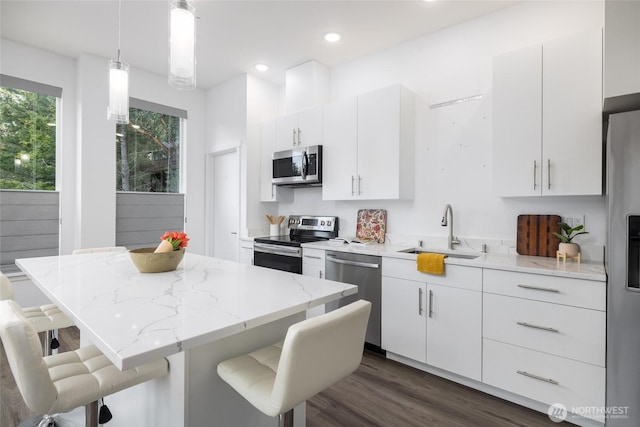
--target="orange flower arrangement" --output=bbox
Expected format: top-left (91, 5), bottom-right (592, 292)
top-left (154, 231), bottom-right (189, 253)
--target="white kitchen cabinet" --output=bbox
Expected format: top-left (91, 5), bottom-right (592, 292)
top-left (492, 29), bottom-right (602, 197)
top-left (482, 268), bottom-right (606, 422)
top-left (275, 106), bottom-right (323, 151)
top-left (542, 29), bottom-right (603, 196)
top-left (260, 118), bottom-right (291, 202)
top-left (322, 84), bottom-right (415, 201)
top-left (426, 282), bottom-right (482, 381)
top-left (302, 248), bottom-right (325, 280)
top-left (239, 240), bottom-right (254, 265)
top-left (322, 96), bottom-right (358, 200)
top-left (381, 276), bottom-right (427, 363)
top-left (302, 248), bottom-right (326, 318)
top-left (382, 257), bottom-right (482, 378)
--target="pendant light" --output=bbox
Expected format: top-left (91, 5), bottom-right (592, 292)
top-left (108, 0), bottom-right (129, 124)
top-left (169, 0), bottom-right (196, 90)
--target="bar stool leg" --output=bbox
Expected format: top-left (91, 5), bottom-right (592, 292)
top-left (44, 330), bottom-right (52, 356)
top-left (278, 409), bottom-right (294, 427)
top-left (85, 401), bottom-right (98, 427)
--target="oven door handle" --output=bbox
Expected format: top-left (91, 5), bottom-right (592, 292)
top-left (254, 243), bottom-right (301, 257)
top-left (326, 255), bottom-right (379, 269)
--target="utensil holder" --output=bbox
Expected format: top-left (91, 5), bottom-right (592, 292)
top-left (270, 224), bottom-right (280, 236)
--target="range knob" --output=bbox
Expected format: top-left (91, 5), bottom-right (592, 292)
top-left (327, 220), bottom-right (332, 226)
top-left (320, 221), bottom-right (325, 226)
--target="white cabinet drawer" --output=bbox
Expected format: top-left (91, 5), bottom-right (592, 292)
top-left (382, 257), bottom-right (481, 291)
top-left (302, 248), bottom-right (325, 266)
top-left (483, 269), bottom-right (605, 310)
top-left (483, 293), bottom-right (605, 366)
top-left (483, 339), bottom-right (605, 421)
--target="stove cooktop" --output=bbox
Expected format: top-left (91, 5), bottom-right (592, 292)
top-left (254, 215), bottom-right (339, 247)
top-left (253, 234), bottom-right (329, 247)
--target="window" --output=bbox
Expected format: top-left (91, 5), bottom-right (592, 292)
top-left (0, 75), bottom-right (59, 190)
top-left (0, 75), bottom-right (61, 272)
top-left (116, 99), bottom-right (186, 193)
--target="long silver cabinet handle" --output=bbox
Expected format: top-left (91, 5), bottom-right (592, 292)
top-left (428, 290), bottom-right (433, 318)
top-left (517, 321), bottom-right (559, 333)
top-left (533, 160), bottom-right (537, 190)
top-left (325, 255), bottom-right (379, 269)
top-left (358, 175), bottom-right (362, 195)
top-left (547, 158), bottom-right (551, 190)
top-left (351, 176), bottom-right (355, 196)
top-left (517, 284), bottom-right (560, 293)
top-left (517, 370), bottom-right (559, 385)
top-left (297, 128), bottom-right (302, 145)
top-left (304, 255), bottom-right (322, 260)
top-left (292, 129), bottom-right (297, 146)
top-left (418, 288), bottom-right (423, 315)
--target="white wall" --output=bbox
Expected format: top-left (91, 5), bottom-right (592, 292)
top-left (1, 40), bottom-right (208, 255)
top-left (276, 1), bottom-right (607, 248)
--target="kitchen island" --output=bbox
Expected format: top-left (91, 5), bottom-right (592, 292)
top-left (16, 251), bottom-right (357, 427)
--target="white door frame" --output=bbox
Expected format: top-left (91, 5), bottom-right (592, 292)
top-left (205, 147), bottom-right (241, 258)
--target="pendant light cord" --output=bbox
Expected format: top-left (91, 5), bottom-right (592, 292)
top-left (117, 0), bottom-right (122, 62)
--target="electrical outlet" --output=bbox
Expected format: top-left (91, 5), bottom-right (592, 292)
top-left (562, 215), bottom-right (585, 228)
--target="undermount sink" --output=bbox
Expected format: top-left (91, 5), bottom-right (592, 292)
top-left (398, 248), bottom-right (479, 260)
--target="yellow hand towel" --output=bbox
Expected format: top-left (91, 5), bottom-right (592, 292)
top-left (416, 253), bottom-right (448, 275)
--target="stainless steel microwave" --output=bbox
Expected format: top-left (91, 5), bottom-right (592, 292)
top-left (272, 145), bottom-right (322, 186)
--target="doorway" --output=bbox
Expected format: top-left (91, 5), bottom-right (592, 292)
top-left (210, 148), bottom-right (240, 261)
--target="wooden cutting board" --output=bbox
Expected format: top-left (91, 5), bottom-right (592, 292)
top-left (516, 214), bottom-right (562, 257)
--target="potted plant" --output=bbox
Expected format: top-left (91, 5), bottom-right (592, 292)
top-left (553, 223), bottom-right (588, 257)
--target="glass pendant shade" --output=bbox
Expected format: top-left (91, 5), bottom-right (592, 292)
top-left (108, 59), bottom-right (130, 124)
top-left (169, 0), bottom-right (196, 90)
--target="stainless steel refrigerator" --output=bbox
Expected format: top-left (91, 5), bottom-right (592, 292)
top-left (606, 108), bottom-right (640, 426)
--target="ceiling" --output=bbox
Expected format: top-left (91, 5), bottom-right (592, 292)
top-left (0, 1), bottom-right (516, 89)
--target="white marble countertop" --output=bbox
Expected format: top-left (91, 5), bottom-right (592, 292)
top-left (17, 252), bottom-right (357, 370)
top-left (302, 241), bottom-right (606, 282)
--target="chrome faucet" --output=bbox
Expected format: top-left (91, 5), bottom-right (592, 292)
top-left (441, 204), bottom-right (460, 250)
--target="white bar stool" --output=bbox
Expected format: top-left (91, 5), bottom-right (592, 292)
top-left (217, 299), bottom-right (371, 427)
top-left (0, 299), bottom-right (169, 427)
top-left (0, 273), bottom-right (74, 355)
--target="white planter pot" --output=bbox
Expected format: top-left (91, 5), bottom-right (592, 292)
top-left (558, 242), bottom-right (580, 257)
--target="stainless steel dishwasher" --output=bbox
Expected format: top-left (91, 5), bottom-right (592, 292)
top-left (325, 251), bottom-right (382, 349)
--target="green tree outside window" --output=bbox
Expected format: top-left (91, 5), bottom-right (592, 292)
top-left (116, 108), bottom-right (180, 193)
top-left (0, 87), bottom-right (56, 190)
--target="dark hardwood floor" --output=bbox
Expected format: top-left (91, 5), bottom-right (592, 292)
top-left (2, 327), bottom-right (560, 427)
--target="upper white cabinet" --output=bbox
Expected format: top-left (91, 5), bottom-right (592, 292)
top-left (321, 97), bottom-right (359, 200)
top-left (260, 118), bottom-right (292, 202)
top-left (323, 84), bottom-right (415, 201)
top-left (492, 29), bottom-right (602, 197)
top-left (276, 106), bottom-right (323, 151)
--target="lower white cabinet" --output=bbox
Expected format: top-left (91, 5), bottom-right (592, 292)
top-left (381, 276), bottom-right (427, 363)
top-left (302, 248), bottom-right (325, 279)
top-left (426, 283), bottom-right (481, 381)
top-left (483, 339), bottom-right (605, 422)
top-left (239, 240), bottom-right (254, 265)
top-left (482, 268), bottom-right (606, 423)
top-left (381, 258), bottom-right (482, 380)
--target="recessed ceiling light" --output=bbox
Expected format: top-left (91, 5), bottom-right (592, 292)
top-left (254, 63), bottom-right (269, 72)
top-left (324, 32), bottom-right (341, 43)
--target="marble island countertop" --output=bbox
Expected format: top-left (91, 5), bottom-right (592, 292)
top-left (302, 240), bottom-right (606, 282)
top-left (17, 252), bottom-right (357, 370)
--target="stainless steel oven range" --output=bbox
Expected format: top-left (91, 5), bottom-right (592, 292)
top-left (253, 215), bottom-right (339, 274)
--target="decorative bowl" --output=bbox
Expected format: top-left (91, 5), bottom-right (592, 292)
top-left (129, 247), bottom-right (185, 273)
